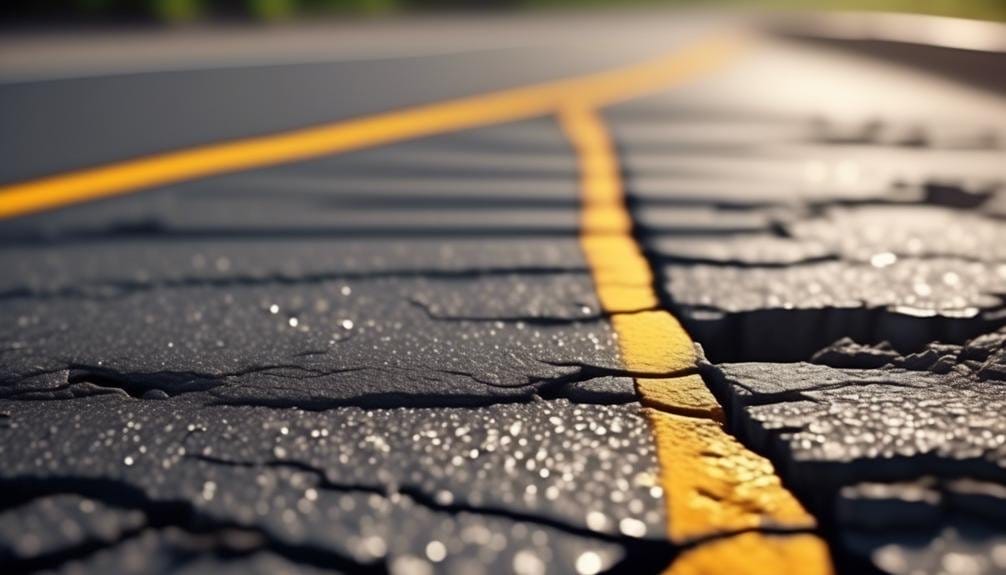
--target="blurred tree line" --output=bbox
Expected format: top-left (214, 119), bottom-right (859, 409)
top-left (3, 0), bottom-right (1005, 23)
top-left (4, 0), bottom-right (427, 22)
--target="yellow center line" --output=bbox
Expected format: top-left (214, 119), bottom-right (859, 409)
top-left (559, 104), bottom-right (833, 573)
top-left (0, 32), bottom-right (740, 220)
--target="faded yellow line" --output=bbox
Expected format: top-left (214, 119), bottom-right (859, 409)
top-left (560, 104), bottom-right (833, 574)
top-left (0, 32), bottom-right (741, 220)
top-left (666, 532), bottom-right (834, 575)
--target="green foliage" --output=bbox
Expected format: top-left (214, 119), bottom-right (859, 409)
top-left (304, 0), bottom-right (399, 15)
top-left (757, 0), bottom-right (1006, 22)
top-left (247, 0), bottom-right (296, 20)
top-left (151, 0), bottom-right (204, 22)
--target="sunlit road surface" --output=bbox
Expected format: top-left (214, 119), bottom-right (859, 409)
top-left (1, 9), bottom-right (1006, 575)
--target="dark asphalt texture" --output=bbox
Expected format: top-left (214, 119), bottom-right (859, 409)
top-left (1, 12), bottom-right (1006, 575)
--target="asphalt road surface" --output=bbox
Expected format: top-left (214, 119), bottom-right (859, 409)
top-left (1, 10), bottom-right (1005, 575)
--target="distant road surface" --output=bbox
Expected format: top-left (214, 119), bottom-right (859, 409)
top-left (1, 10), bottom-right (1005, 575)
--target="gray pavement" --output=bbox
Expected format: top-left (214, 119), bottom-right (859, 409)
top-left (1, 10), bottom-right (1005, 575)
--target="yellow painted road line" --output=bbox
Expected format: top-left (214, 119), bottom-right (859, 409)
top-left (0, 32), bottom-right (742, 220)
top-left (666, 532), bottom-right (834, 575)
top-left (561, 104), bottom-right (833, 573)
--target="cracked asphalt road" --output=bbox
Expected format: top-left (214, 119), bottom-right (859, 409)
top-left (1, 10), bottom-right (1005, 575)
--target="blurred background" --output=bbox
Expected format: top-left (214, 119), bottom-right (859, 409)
top-left (2, 0), bottom-right (1005, 24)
